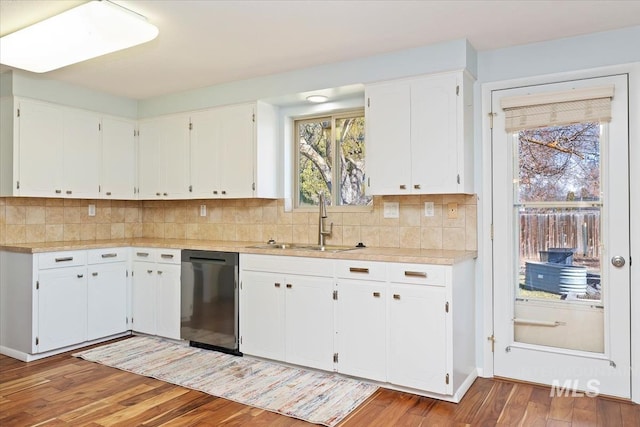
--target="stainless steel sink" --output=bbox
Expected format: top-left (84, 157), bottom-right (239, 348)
top-left (247, 243), bottom-right (359, 253)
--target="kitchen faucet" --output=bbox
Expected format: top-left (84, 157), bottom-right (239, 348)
top-left (318, 192), bottom-right (333, 247)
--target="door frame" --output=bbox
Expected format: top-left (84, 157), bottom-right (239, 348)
top-left (480, 63), bottom-right (640, 403)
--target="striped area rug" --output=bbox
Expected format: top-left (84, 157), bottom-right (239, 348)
top-left (74, 336), bottom-right (378, 426)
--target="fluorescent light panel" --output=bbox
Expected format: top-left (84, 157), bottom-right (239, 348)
top-left (0, 0), bottom-right (159, 73)
top-left (306, 95), bottom-right (328, 103)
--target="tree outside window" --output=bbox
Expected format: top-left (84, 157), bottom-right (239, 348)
top-left (295, 111), bottom-right (371, 207)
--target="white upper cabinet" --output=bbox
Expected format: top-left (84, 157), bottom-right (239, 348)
top-left (9, 98), bottom-right (100, 198)
top-left (190, 101), bottom-right (279, 199)
top-left (138, 114), bottom-right (191, 199)
top-left (365, 70), bottom-right (474, 195)
top-left (100, 116), bottom-right (137, 199)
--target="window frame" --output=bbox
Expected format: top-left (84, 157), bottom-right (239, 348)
top-left (293, 108), bottom-right (371, 211)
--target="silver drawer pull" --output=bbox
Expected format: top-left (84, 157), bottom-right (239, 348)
top-left (399, 184), bottom-right (407, 190)
top-left (147, 269), bottom-right (153, 274)
top-left (66, 190), bottom-right (72, 195)
top-left (393, 294), bottom-right (401, 300)
top-left (163, 192), bottom-right (168, 196)
top-left (137, 252), bottom-right (149, 257)
top-left (373, 292), bottom-right (381, 297)
top-left (213, 190), bottom-right (218, 194)
top-left (92, 272), bottom-right (98, 276)
top-left (221, 190), bottom-right (226, 195)
top-left (349, 267), bottom-right (369, 274)
top-left (55, 189), bottom-right (62, 194)
top-left (157, 271), bottom-right (163, 275)
top-left (275, 283), bottom-right (281, 288)
top-left (106, 191), bottom-right (112, 196)
top-left (404, 271), bottom-right (427, 278)
top-left (160, 254), bottom-right (174, 259)
top-left (77, 274), bottom-right (84, 278)
top-left (101, 253), bottom-right (117, 258)
top-left (55, 257), bottom-right (73, 262)
top-left (286, 284), bottom-right (292, 289)
top-left (156, 192), bottom-right (161, 196)
top-left (414, 184), bottom-right (421, 190)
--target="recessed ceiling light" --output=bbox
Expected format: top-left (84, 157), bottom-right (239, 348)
top-left (306, 95), bottom-right (328, 103)
top-left (0, 0), bottom-right (159, 73)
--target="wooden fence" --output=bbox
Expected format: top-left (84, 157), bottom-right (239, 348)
top-left (519, 211), bottom-right (600, 261)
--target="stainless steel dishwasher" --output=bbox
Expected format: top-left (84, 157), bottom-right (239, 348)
top-left (180, 249), bottom-right (241, 355)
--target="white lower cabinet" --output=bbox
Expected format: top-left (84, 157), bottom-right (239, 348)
top-left (131, 248), bottom-right (181, 340)
top-left (240, 254), bottom-right (475, 402)
top-left (37, 266), bottom-right (88, 353)
top-left (240, 255), bottom-right (334, 371)
top-left (87, 248), bottom-right (129, 340)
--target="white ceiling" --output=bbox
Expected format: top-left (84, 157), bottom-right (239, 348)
top-left (1, 0), bottom-right (639, 100)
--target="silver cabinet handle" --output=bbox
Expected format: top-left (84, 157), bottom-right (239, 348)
top-left (373, 292), bottom-right (381, 297)
top-left (399, 184), bottom-right (407, 190)
top-left (404, 271), bottom-right (427, 278)
top-left (77, 274), bottom-right (84, 278)
top-left (275, 283), bottom-right (281, 288)
top-left (156, 192), bottom-right (161, 196)
top-left (136, 252), bottom-right (149, 257)
top-left (55, 189), bottom-right (62, 194)
top-left (163, 192), bottom-right (168, 196)
top-left (221, 190), bottom-right (227, 195)
top-left (157, 271), bottom-right (163, 275)
top-left (147, 269), bottom-right (153, 274)
top-left (101, 253), bottom-right (117, 258)
top-left (106, 191), bottom-right (112, 196)
top-left (160, 254), bottom-right (174, 259)
top-left (286, 284), bottom-right (292, 288)
top-left (55, 257), bottom-right (73, 262)
top-left (92, 272), bottom-right (98, 276)
top-left (611, 256), bottom-right (626, 268)
top-left (213, 190), bottom-right (218, 195)
top-left (66, 190), bottom-right (72, 195)
top-left (414, 184), bottom-right (421, 190)
top-left (393, 294), bottom-right (401, 300)
top-left (349, 267), bottom-right (369, 274)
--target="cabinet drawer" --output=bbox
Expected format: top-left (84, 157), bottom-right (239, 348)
top-left (132, 248), bottom-right (155, 262)
top-left (156, 248), bottom-right (181, 264)
top-left (388, 263), bottom-right (447, 286)
top-left (335, 260), bottom-right (386, 281)
top-left (38, 251), bottom-right (86, 269)
top-left (241, 254), bottom-right (332, 277)
top-left (87, 247), bottom-right (128, 264)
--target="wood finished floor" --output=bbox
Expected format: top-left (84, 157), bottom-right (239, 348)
top-left (1, 341), bottom-right (638, 426)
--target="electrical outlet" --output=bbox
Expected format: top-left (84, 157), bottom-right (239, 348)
top-left (88, 204), bottom-right (96, 217)
top-left (383, 202), bottom-right (399, 218)
top-left (200, 204), bottom-right (207, 217)
top-left (424, 202), bottom-right (434, 217)
top-left (447, 203), bottom-right (458, 219)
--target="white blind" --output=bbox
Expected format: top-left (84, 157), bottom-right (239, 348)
top-left (500, 85), bottom-right (615, 132)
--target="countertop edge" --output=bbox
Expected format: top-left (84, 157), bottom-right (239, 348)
top-left (1, 239), bottom-right (477, 265)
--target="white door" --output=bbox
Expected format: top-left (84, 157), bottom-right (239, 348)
top-left (491, 75), bottom-right (631, 398)
top-left (132, 261), bottom-right (157, 335)
top-left (156, 264), bottom-right (181, 340)
top-left (190, 108), bottom-right (222, 197)
top-left (87, 263), bottom-right (127, 340)
top-left (336, 279), bottom-right (386, 381)
top-left (62, 108), bottom-right (100, 198)
top-left (285, 275), bottom-right (334, 371)
top-left (239, 271), bottom-right (285, 360)
top-left (101, 117), bottom-right (137, 199)
top-left (138, 120), bottom-right (161, 198)
top-left (158, 115), bottom-right (190, 199)
top-left (218, 103), bottom-right (254, 198)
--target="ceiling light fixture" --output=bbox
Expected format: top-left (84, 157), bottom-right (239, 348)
top-left (306, 95), bottom-right (328, 103)
top-left (0, 0), bottom-right (159, 73)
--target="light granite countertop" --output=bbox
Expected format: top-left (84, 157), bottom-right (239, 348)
top-left (0, 238), bottom-right (477, 265)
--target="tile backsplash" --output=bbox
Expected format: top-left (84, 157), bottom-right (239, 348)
top-left (0, 194), bottom-right (477, 251)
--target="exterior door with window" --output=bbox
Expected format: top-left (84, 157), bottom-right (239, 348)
top-left (491, 75), bottom-right (631, 398)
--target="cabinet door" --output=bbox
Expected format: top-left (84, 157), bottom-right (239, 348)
top-left (365, 82), bottom-right (411, 195)
top-left (158, 115), bottom-right (190, 199)
top-left (132, 261), bottom-right (156, 335)
top-left (336, 280), bottom-right (386, 381)
top-left (285, 275), bottom-right (334, 371)
top-left (388, 283), bottom-right (449, 394)
top-left (101, 117), bottom-right (136, 199)
top-left (190, 108), bottom-right (221, 197)
top-left (137, 120), bottom-right (161, 199)
top-left (37, 267), bottom-right (87, 352)
top-left (218, 103), bottom-right (255, 198)
top-left (411, 74), bottom-right (459, 193)
top-left (17, 99), bottom-right (64, 196)
top-left (240, 271), bottom-right (285, 360)
top-left (156, 264), bottom-right (181, 340)
top-left (62, 108), bottom-right (100, 198)
top-left (87, 263), bottom-right (127, 340)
